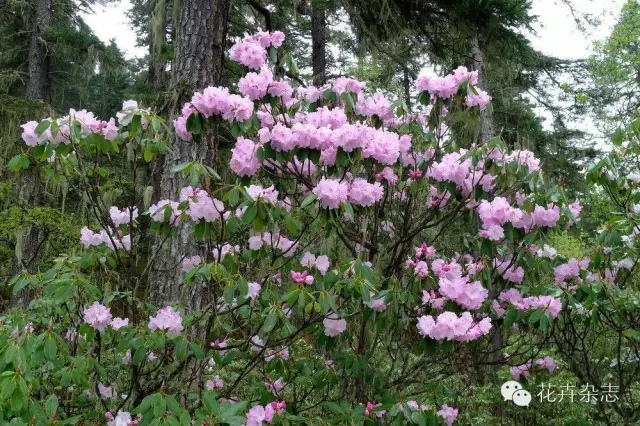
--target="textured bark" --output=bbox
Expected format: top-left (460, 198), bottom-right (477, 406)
top-left (10, 172), bottom-right (41, 308)
top-left (311, 2), bottom-right (327, 86)
top-left (403, 65), bottom-right (411, 109)
top-left (468, 33), bottom-right (502, 375)
top-left (469, 34), bottom-right (495, 143)
top-left (148, 0), bottom-right (228, 308)
top-left (26, 0), bottom-right (52, 101)
top-left (11, 0), bottom-right (52, 308)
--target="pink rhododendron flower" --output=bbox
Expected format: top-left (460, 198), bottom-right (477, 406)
top-left (348, 178), bottom-right (384, 207)
top-left (106, 410), bottom-right (135, 426)
top-left (83, 302), bottom-right (112, 332)
top-left (247, 282), bottom-right (261, 299)
top-left (21, 121), bottom-right (47, 146)
top-left (264, 377), bottom-right (285, 395)
top-left (313, 178), bottom-right (349, 209)
top-left (376, 166), bottom-right (398, 185)
top-left (229, 40), bottom-right (267, 69)
top-left (182, 255), bottom-right (202, 272)
top-left (110, 317), bottom-right (129, 330)
top-left (245, 184), bottom-right (279, 204)
top-left (98, 382), bottom-right (115, 398)
top-left (148, 306), bottom-right (183, 336)
top-left (510, 361), bottom-right (532, 380)
top-left (466, 90), bottom-right (492, 109)
top-left (110, 206), bottom-right (138, 227)
top-left (437, 404), bottom-right (459, 426)
top-left (230, 137), bottom-right (261, 177)
top-left (206, 377), bottom-right (224, 390)
top-left (238, 68), bottom-right (273, 100)
top-left (535, 356), bottom-right (557, 373)
top-left (290, 270), bottom-right (314, 285)
top-left (246, 404), bottom-right (275, 426)
top-left (364, 292), bottom-right (388, 312)
top-left (323, 314), bottom-right (347, 337)
top-left (417, 312), bottom-right (491, 341)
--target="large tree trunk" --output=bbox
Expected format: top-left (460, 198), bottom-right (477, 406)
top-left (311, 2), bottom-right (327, 86)
top-left (468, 33), bottom-right (502, 377)
top-left (469, 33), bottom-right (494, 143)
top-left (11, 0), bottom-right (52, 308)
top-left (148, 0), bottom-right (228, 309)
top-left (10, 173), bottom-right (41, 308)
top-left (26, 0), bottom-right (52, 101)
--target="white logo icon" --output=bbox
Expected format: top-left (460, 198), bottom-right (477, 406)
top-left (512, 389), bottom-right (532, 407)
top-left (501, 381), bottom-right (531, 407)
top-left (501, 381), bottom-right (523, 401)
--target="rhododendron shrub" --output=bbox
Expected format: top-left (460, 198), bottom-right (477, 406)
top-left (2, 32), bottom-right (585, 425)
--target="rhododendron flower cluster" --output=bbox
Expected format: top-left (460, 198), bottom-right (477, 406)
top-left (510, 356), bottom-right (557, 380)
top-left (229, 30), bottom-right (285, 69)
top-left (313, 178), bottom-right (349, 209)
top-left (105, 410), bottom-right (137, 426)
top-left (323, 314), bottom-right (347, 337)
top-left (364, 292), bottom-right (388, 312)
top-left (477, 196), bottom-right (562, 241)
top-left (498, 289), bottom-right (562, 318)
top-left (80, 227), bottom-right (131, 251)
top-left (300, 252), bottom-right (331, 275)
top-left (494, 260), bottom-right (525, 283)
top-left (20, 100), bottom-right (148, 148)
top-left (245, 400), bottom-right (285, 426)
top-left (290, 270), bottom-right (314, 285)
top-left (83, 302), bottom-right (112, 332)
top-left (247, 282), bottom-right (261, 299)
top-left (148, 306), bottom-right (183, 336)
top-left (554, 257), bottom-right (589, 286)
top-left (416, 66), bottom-right (478, 99)
top-left (182, 255), bottom-right (202, 272)
top-left (245, 184), bottom-right (279, 205)
top-left (264, 377), bottom-right (285, 395)
top-left (364, 401), bottom-right (386, 418)
top-left (109, 206), bottom-right (139, 227)
top-left (9, 29), bottom-right (600, 426)
top-left (248, 232), bottom-right (298, 256)
top-left (417, 312), bottom-right (492, 341)
top-left (205, 377), bottom-right (224, 390)
top-left (179, 186), bottom-right (227, 222)
top-left (437, 404), bottom-right (459, 426)
top-left (230, 137), bottom-right (262, 176)
top-left (438, 276), bottom-right (488, 310)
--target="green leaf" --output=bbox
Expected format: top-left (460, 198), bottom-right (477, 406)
top-left (35, 120), bottom-right (50, 136)
top-left (612, 127), bottom-right (625, 146)
top-left (133, 346), bottom-right (146, 365)
top-left (45, 394), bottom-right (58, 417)
top-left (144, 144), bottom-right (155, 162)
top-left (8, 154), bottom-right (30, 172)
top-left (301, 194), bottom-right (317, 208)
top-left (325, 402), bottom-right (345, 414)
top-left (263, 312), bottom-right (277, 332)
top-left (529, 309), bottom-right (544, 324)
top-left (186, 113), bottom-right (201, 135)
top-left (44, 338), bottom-right (57, 361)
top-left (190, 342), bottom-right (205, 359)
top-left (242, 203), bottom-right (258, 224)
top-left (153, 395), bottom-right (167, 417)
top-left (343, 201), bottom-right (355, 220)
top-left (171, 163), bottom-right (191, 173)
top-left (504, 308), bottom-right (518, 329)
